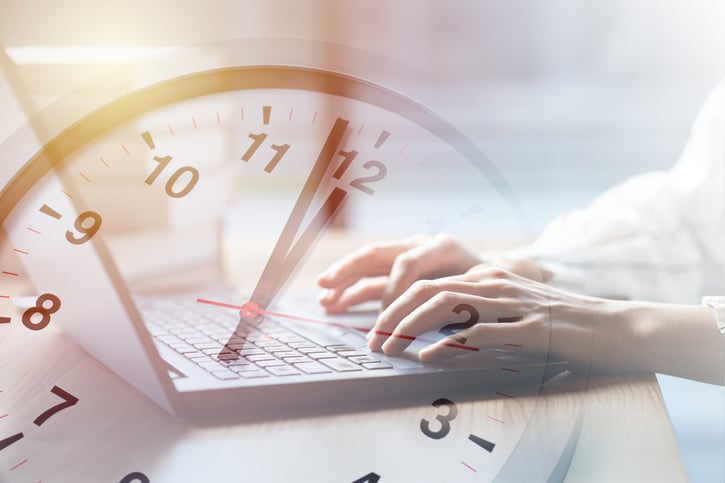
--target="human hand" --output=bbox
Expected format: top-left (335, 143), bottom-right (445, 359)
top-left (367, 264), bottom-right (641, 373)
top-left (317, 234), bottom-right (550, 314)
top-left (317, 234), bottom-right (482, 313)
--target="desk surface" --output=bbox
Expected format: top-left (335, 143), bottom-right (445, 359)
top-left (0, 233), bottom-right (687, 482)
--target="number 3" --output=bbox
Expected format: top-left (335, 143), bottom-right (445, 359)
top-left (420, 398), bottom-right (459, 440)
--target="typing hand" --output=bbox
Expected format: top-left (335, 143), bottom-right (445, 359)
top-left (317, 234), bottom-right (481, 314)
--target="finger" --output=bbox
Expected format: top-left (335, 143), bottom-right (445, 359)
top-left (370, 279), bottom-right (474, 350)
top-left (418, 316), bottom-right (546, 361)
top-left (319, 278), bottom-right (387, 314)
top-left (381, 234), bottom-right (480, 307)
top-left (380, 292), bottom-right (504, 355)
top-left (317, 236), bottom-right (424, 289)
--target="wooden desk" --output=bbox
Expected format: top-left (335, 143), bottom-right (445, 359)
top-left (0, 233), bottom-right (687, 482)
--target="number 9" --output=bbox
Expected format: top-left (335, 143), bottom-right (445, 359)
top-left (65, 210), bottom-right (102, 245)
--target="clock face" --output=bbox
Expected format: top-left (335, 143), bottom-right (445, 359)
top-left (0, 41), bottom-right (583, 482)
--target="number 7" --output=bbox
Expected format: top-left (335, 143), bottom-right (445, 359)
top-left (33, 385), bottom-right (79, 427)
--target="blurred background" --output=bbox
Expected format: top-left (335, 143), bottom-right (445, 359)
top-left (1, 0), bottom-right (724, 480)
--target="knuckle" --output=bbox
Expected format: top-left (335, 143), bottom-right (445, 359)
top-left (484, 266), bottom-right (510, 279)
top-left (395, 252), bottom-right (419, 272)
top-left (430, 290), bottom-right (456, 308)
top-left (410, 279), bottom-right (435, 297)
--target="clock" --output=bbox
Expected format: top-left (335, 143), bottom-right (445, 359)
top-left (0, 39), bottom-right (585, 482)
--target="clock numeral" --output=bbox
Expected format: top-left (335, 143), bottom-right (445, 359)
top-left (332, 149), bottom-right (358, 179)
top-left (0, 386), bottom-right (78, 452)
top-left (38, 204), bottom-right (102, 245)
top-left (145, 155), bottom-right (200, 198)
top-left (352, 472), bottom-right (381, 483)
top-left (420, 398), bottom-right (459, 440)
top-left (241, 132), bottom-right (290, 173)
top-left (439, 303), bottom-right (479, 345)
top-left (33, 385), bottom-right (79, 426)
top-left (141, 131), bottom-right (199, 198)
top-left (120, 471), bottom-right (150, 483)
top-left (65, 210), bottom-right (102, 245)
top-left (349, 160), bottom-right (387, 195)
top-left (332, 150), bottom-right (388, 195)
top-left (21, 293), bottom-right (61, 331)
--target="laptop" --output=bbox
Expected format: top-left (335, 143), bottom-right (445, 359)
top-left (8, 174), bottom-right (566, 424)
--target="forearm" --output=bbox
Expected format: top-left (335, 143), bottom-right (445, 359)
top-left (632, 302), bottom-right (725, 384)
top-left (550, 297), bottom-right (724, 384)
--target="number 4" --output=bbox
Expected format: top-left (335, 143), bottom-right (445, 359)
top-left (352, 472), bottom-right (381, 483)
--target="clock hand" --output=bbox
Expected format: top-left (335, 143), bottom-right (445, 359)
top-left (250, 117), bottom-right (349, 309)
top-left (219, 118), bottom-right (349, 360)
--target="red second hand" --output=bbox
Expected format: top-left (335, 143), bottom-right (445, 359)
top-left (195, 298), bottom-right (478, 352)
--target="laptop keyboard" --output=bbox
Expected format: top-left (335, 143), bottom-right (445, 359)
top-left (137, 297), bottom-right (394, 381)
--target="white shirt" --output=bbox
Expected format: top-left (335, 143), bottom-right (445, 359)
top-left (510, 82), bottom-right (725, 303)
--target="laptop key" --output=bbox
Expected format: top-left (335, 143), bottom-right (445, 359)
top-left (266, 365), bottom-right (302, 376)
top-left (337, 350), bottom-right (368, 358)
top-left (320, 357), bottom-right (363, 372)
top-left (306, 352), bottom-right (339, 360)
top-left (281, 356), bottom-right (311, 364)
top-left (348, 355), bottom-right (384, 365)
top-left (255, 359), bottom-right (286, 368)
top-left (211, 369), bottom-right (239, 380)
top-left (294, 361), bottom-right (332, 374)
top-left (238, 369), bottom-right (270, 379)
top-left (362, 362), bottom-right (394, 370)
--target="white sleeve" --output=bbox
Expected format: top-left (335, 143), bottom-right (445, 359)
top-left (503, 81), bottom-right (725, 303)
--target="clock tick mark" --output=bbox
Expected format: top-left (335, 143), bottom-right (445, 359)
top-left (168, 123), bottom-right (175, 136)
top-left (216, 111), bottom-right (221, 125)
top-left (469, 433), bottom-right (496, 453)
top-left (99, 157), bottom-right (110, 168)
top-left (357, 123), bottom-right (365, 135)
top-left (0, 317), bottom-right (10, 324)
top-left (289, 108), bottom-right (293, 120)
top-left (121, 144), bottom-right (130, 156)
top-left (10, 458), bottom-right (28, 471)
top-left (374, 130), bottom-right (390, 148)
top-left (501, 367), bottom-right (520, 373)
top-left (39, 204), bottom-right (62, 219)
top-left (13, 249), bottom-right (28, 256)
top-left (461, 461), bottom-right (477, 472)
top-left (504, 343), bottom-right (523, 348)
top-left (0, 295), bottom-right (11, 299)
top-left (488, 415), bottom-right (505, 424)
top-left (496, 391), bottom-right (514, 399)
top-left (60, 189), bottom-right (72, 199)
top-left (263, 105), bottom-right (271, 125)
top-left (311, 111), bottom-right (318, 124)
top-left (141, 131), bottom-right (155, 149)
top-left (2, 271), bottom-right (18, 276)
top-left (192, 116), bottom-right (197, 129)
top-left (0, 413), bottom-right (7, 418)
top-left (399, 143), bottom-right (408, 155)
top-left (79, 172), bottom-right (90, 183)
top-left (26, 227), bottom-right (41, 235)
top-left (418, 157), bottom-right (428, 167)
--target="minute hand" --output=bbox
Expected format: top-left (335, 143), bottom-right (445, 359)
top-left (250, 117), bottom-right (349, 309)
